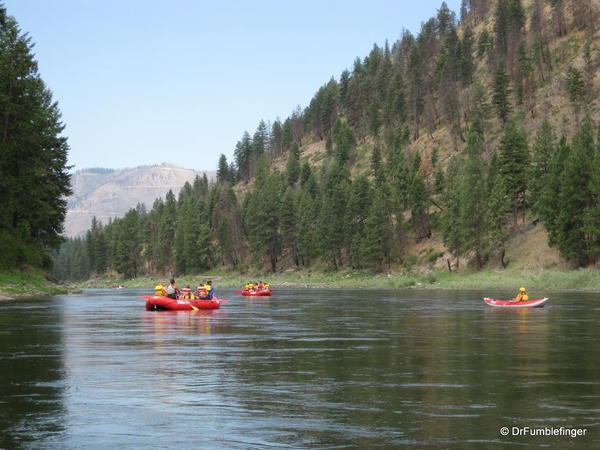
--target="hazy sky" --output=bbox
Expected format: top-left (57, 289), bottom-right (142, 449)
top-left (5, 0), bottom-right (461, 172)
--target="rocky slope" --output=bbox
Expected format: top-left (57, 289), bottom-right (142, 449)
top-left (64, 163), bottom-right (214, 237)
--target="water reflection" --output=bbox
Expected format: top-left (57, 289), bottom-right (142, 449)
top-left (1, 288), bottom-right (599, 447)
top-left (0, 297), bottom-right (65, 448)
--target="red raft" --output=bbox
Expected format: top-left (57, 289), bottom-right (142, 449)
top-left (142, 295), bottom-right (223, 311)
top-left (484, 297), bottom-right (549, 308)
top-left (241, 289), bottom-right (272, 296)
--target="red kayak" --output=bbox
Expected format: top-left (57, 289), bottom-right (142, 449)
top-left (484, 297), bottom-right (549, 308)
top-left (142, 295), bottom-right (224, 311)
top-left (241, 289), bottom-right (272, 296)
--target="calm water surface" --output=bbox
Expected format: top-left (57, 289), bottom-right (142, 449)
top-left (1, 288), bottom-right (599, 448)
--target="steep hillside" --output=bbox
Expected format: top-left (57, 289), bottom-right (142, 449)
top-left (55, 0), bottom-right (600, 280)
top-left (65, 164), bottom-right (215, 237)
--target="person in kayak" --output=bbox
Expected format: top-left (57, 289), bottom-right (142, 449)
top-left (154, 281), bottom-right (167, 296)
top-left (512, 287), bottom-right (529, 302)
top-left (205, 280), bottom-right (215, 299)
top-left (166, 279), bottom-right (179, 299)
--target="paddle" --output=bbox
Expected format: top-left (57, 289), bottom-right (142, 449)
top-left (233, 290), bottom-right (244, 294)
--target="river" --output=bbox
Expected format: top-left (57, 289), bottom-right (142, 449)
top-left (1, 288), bottom-right (598, 448)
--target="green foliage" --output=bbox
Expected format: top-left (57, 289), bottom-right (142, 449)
top-left (0, 6), bottom-right (71, 269)
top-left (498, 120), bottom-right (529, 219)
top-left (286, 143), bottom-right (301, 186)
top-left (492, 64), bottom-right (511, 123)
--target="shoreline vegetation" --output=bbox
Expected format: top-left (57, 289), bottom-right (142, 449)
top-left (0, 270), bottom-right (76, 301)
top-left (74, 267), bottom-right (600, 293)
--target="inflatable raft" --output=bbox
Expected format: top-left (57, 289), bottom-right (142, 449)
top-left (241, 289), bottom-right (272, 296)
top-left (142, 295), bottom-right (222, 311)
top-left (484, 297), bottom-right (549, 308)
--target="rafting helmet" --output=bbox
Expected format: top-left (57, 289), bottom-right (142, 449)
top-left (519, 287), bottom-right (526, 292)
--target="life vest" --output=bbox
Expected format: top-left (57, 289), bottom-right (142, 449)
top-left (155, 285), bottom-right (166, 296)
top-left (522, 294), bottom-right (529, 301)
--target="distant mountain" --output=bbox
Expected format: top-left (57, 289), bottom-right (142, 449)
top-left (64, 163), bottom-right (214, 237)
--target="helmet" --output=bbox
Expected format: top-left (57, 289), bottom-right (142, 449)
top-left (519, 287), bottom-right (526, 292)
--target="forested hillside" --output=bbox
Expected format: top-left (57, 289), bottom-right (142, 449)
top-left (64, 164), bottom-right (213, 237)
top-left (55, 0), bottom-right (600, 280)
top-left (0, 4), bottom-right (71, 270)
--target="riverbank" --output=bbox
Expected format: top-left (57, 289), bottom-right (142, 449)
top-left (75, 267), bottom-right (600, 292)
top-left (0, 270), bottom-right (75, 300)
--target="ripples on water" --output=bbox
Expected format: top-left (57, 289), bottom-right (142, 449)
top-left (1, 288), bottom-right (599, 448)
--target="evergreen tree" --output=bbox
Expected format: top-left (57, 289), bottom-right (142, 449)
top-left (296, 186), bottom-right (318, 266)
top-left (538, 136), bottom-right (570, 245)
top-left (492, 64), bottom-right (511, 123)
top-left (0, 5), bottom-right (72, 268)
top-left (458, 129), bottom-right (489, 269)
top-left (554, 118), bottom-right (595, 265)
top-left (498, 120), bottom-right (529, 222)
top-left (217, 154), bottom-right (230, 184)
top-left (280, 187), bottom-right (299, 266)
top-left (529, 120), bottom-right (556, 214)
top-left (317, 161), bottom-right (350, 269)
top-left (345, 175), bottom-right (371, 268)
top-left (286, 142), bottom-right (301, 186)
top-left (486, 173), bottom-right (511, 267)
top-left (442, 157), bottom-right (465, 268)
top-left (565, 66), bottom-right (585, 121)
top-left (362, 189), bottom-right (392, 269)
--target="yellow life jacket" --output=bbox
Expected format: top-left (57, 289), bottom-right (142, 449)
top-left (522, 294), bottom-right (529, 301)
top-left (155, 285), bottom-right (166, 296)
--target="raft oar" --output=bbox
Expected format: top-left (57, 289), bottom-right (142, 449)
top-left (234, 290), bottom-right (244, 294)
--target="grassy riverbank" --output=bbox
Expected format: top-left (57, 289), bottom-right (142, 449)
top-left (76, 267), bottom-right (600, 292)
top-left (0, 270), bottom-right (74, 300)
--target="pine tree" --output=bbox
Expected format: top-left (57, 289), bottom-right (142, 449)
top-left (286, 143), bottom-right (301, 186)
top-left (539, 136), bottom-right (570, 245)
top-left (486, 173), bottom-right (511, 267)
top-left (362, 189), bottom-right (392, 269)
top-left (492, 64), bottom-right (511, 123)
top-left (458, 129), bottom-right (489, 269)
top-left (565, 66), bottom-right (585, 122)
top-left (498, 120), bottom-right (529, 223)
top-left (317, 161), bottom-right (350, 269)
top-left (0, 5), bottom-right (72, 268)
top-left (442, 157), bottom-right (465, 268)
top-left (554, 118), bottom-right (595, 265)
top-left (280, 187), bottom-right (299, 266)
top-left (529, 120), bottom-right (556, 214)
top-left (296, 187), bottom-right (318, 266)
top-left (345, 175), bottom-right (371, 268)
top-left (217, 154), bottom-right (230, 184)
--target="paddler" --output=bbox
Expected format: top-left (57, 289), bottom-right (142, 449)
top-left (204, 280), bottom-right (214, 299)
top-left (166, 279), bottom-right (179, 299)
top-left (154, 281), bottom-right (167, 296)
top-left (511, 287), bottom-right (529, 302)
top-left (257, 280), bottom-right (265, 290)
top-left (181, 285), bottom-right (194, 299)
top-left (197, 284), bottom-right (208, 299)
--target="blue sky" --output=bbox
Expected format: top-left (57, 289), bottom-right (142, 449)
top-left (5, 0), bottom-right (461, 172)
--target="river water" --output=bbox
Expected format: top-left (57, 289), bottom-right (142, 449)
top-left (1, 288), bottom-right (599, 448)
